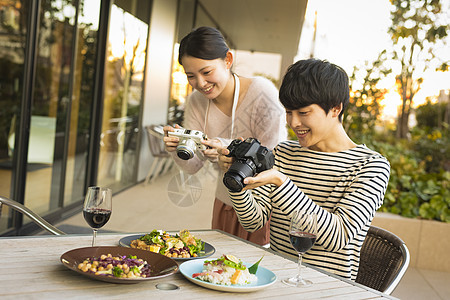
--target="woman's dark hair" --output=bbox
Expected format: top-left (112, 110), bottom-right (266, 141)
top-left (178, 26), bottom-right (230, 65)
top-left (279, 58), bottom-right (349, 121)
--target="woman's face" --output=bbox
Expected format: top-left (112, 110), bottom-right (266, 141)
top-left (181, 54), bottom-right (232, 100)
top-left (286, 104), bottom-right (339, 151)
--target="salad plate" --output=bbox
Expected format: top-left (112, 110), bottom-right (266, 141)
top-left (60, 246), bottom-right (178, 284)
top-left (179, 259), bottom-right (277, 292)
top-left (118, 233), bottom-right (215, 261)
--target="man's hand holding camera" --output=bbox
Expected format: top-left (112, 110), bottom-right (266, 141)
top-left (218, 147), bottom-right (287, 191)
top-left (217, 138), bottom-right (288, 192)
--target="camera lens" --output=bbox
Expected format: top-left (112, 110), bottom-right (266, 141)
top-left (177, 147), bottom-right (194, 160)
top-left (223, 175), bottom-right (244, 192)
top-left (176, 139), bottom-right (196, 160)
top-left (223, 161), bottom-right (255, 192)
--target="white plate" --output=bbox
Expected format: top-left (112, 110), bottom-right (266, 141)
top-left (179, 259), bottom-right (277, 292)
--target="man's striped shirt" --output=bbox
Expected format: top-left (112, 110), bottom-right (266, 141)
top-left (230, 140), bottom-right (390, 280)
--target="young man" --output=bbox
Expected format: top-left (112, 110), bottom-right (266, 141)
top-left (218, 58), bottom-right (391, 280)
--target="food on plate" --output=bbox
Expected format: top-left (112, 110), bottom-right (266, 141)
top-left (77, 253), bottom-right (152, 278)
top-left (130, 229), bottom-right (205, 258)
top-left (192, 254), bottom-right (261, 285)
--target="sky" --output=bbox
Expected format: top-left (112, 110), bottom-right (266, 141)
top-left (296, 0), bottom-right (450, 118)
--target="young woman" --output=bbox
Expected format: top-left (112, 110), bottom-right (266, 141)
top-left (219, 59), bottom-right (391, 280)
top-left (163, 26), bottom-right (287, 246)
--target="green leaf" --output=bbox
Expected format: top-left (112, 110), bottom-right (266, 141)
top-left (248, 256), bottom-right (264, 274)
top-left (112, 266), bottom-right (123, 277)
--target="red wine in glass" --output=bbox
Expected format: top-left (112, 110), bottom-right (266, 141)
top-left (83, 209), bottom-right (111, 228)
top-left (282, 210), bottom-right (317, 287)
top-left (83, 186), bottom-right (112, 247)
top-left (289, 232), bottom-right (317, 253)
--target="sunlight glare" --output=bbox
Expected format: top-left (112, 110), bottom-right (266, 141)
top-left (380, 88), bottom-right (402, 121)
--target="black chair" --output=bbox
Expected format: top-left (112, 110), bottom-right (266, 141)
top-left (0, 195), bottom-right (66, 235)
top-left (144, 125), bottom-right (174, 184)
top-left (356, 225), bottom-right (410, 295)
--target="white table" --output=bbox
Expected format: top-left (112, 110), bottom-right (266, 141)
top-left (0, 230), bottom-right (396, 299)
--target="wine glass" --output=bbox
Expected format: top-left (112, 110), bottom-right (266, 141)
top-left (282, 209), bottom-right (317, 287)
top-left (83, 186), bottom-right (112, 247)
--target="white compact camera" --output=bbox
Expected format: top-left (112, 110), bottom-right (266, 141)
top-left (168, 128), bottom-right (208, 160)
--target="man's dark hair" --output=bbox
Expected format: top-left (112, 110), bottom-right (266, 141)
top-left (178, 26), bottom-right (229, 65)
top-left (279, 58), bottom-right (349, 121)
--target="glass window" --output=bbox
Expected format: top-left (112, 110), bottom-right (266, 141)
top-left (63, 0), bottom-right (101, 206)
top-left (97, 2), bottom-right (150, 190)
top-left (23, 0), bottom-right (100, 215)
top-left (0, 0), bottom-right (151, 235)
top-left (0, 0), bottom-right (102, 234)
top-left (168, 44), bottom-right (192, 125)
top-left (0, 1), bottom-right (26, 232)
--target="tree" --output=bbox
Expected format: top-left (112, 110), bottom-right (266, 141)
top-left (345, 51), bottom-right (391, 143)
top-left (387, 0), bottom-right (449, 138)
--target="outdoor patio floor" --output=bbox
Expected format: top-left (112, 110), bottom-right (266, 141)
top-left (57, 166), bottom-right (450, 300)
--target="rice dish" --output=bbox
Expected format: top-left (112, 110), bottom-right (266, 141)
top-left (192, 255), bottom-right (258, 285)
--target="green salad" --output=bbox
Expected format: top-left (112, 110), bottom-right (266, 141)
top-left (130, 229), bottom-right (205, 258)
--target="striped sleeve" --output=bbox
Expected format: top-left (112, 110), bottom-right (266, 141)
top-left (229, 184), bottom-right (274, 232)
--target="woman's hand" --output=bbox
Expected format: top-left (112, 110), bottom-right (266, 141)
top-left (217, 146), bottom-right (236, 173)
top-left (162, 124), bottom-right (181, 152)
top-left (242, 169), bottom-right (288, 190)
top-left (201, 139), bottom-right (223, 162)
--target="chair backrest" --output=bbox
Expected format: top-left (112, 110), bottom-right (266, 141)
top-left (0, 195), bottom-right (66, 235)
top-left (356, 225), bottom-right (410, 295)
top-left (145, 125), bottom-right (169, 157)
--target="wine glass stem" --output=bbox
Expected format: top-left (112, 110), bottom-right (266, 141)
top-left (92, 229), bottom-right (97, 247)
top-left (297, 253), bottom-right (303, 280)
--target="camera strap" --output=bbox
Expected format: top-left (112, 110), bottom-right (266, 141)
top-left (204, 73), bottom-right (240, 139)
top-left (230, 73), bottom-right (240, 139)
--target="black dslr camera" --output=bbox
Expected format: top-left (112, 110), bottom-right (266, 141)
top-left (223, 138), bottom-right (274, 192)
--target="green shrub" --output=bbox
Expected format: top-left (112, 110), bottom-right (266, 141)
top-left (410, 125), bottom-right (450, 173)
top-left (373, 139), bottom-right (450, 223)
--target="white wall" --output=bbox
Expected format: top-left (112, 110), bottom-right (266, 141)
top-left (138, 0), bottom-right (178, 181)
top-left (233, 50), bottom-right (282, 82)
